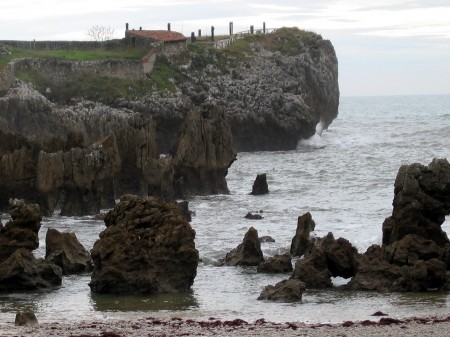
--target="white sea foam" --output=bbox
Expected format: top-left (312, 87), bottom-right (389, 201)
top-left (297, 121), bottom-right (326, 149)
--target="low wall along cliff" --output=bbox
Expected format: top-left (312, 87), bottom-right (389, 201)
top-left (0, 62), bottom-right (15, 92)
top-left (0, 39), bottom-right (126, 51)
top-left (15, 58), bottom-right (146, 84)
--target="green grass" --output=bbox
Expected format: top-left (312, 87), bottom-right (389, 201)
top-left (13, 53), bottom-right (186, 102)
top-left (148, 56), bottom-right (186, 92)
top-left (2, 27), bottom-right (325, 100)
top-left (0, 46), bottom-right (148, 69)
top-left (15, 66), bottom-right (154, 103)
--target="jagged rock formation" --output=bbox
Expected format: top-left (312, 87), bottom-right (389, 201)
top-left (258, 279), bottom-right (306, 302)
top-left (348, 158), bottom-right (450, 292)
top-left (0, 249), bottom-right (62, 291)
top-left (181, 27), bottom-right (339, 151)
top-left (250, 173), bottom-right (269, 195)
top-left (15, 310), bottom-right (39, 327)
top-left (0, 198), bottom-right (41, 261)
top-left (0, 199), bottom-right (62, 291)
top-left (45, 228), bottom-right (93, 275)
top-left (1, 27), bottom-right (339, 153)
top-left (382, 158), bottom-right (450, 246)
top-left (89, 195), bottom-right (199, 294)
top-left (223, 227), bottom-right (265, 266)
top-left (291, 232), bottom-right (359, 288)
top-left (290, 212), bottom-right (316, 257)
top-left (170, 102), bottom-right (236, 197)
top-left (257, 253), bottom-right (293, 274)
top-left (283, 159), bottom-right (450, 293)
top-left (0, 83), bottom-right (235, 214)
top-left (0, 27), bottom-right (338, 213)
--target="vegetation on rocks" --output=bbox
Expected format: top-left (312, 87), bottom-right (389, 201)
top-left (2, 27), bottom-right (332, 101)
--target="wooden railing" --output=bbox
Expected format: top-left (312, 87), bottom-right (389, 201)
top-left (213, 28), bottom-right (278, 49)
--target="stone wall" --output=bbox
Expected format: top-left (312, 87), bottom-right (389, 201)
top-left (160, 41), bottom-right (187, 57)
top-left (0, 39), bottom-right (125, 51)
top-left (0, 62), bottom-right (15, 92)
top-left (14, 58), bottom-right (146, 84)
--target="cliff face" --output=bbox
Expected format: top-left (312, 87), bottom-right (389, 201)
top-left (0, 27), bottom-right (338, 214)
top-left (180, 28), bottom-right (339, 151)
top-left (1, 27), bottom-right (339, 153)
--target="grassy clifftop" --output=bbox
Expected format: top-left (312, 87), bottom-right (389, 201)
top-left (1, 27), bottom-right (332, 103)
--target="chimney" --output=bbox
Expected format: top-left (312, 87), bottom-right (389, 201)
top-left (263, 22), bottom-right (266, 33)
top-left (126, 22), bottom-right (129, 31)
top-left (211, 26), bottom-right (215, 41)
top-left (139, 26), bottom-right (142, 30)
top-left (168, 23), bottom-right (171, 31)
top-left (229, 22), bottom-right (233, 35)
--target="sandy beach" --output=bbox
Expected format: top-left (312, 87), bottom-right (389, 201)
top-left (2, 315), bottom-right (450, 337)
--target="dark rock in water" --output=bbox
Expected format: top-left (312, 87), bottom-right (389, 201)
top-left (171, 102), bottom-right (236, 198)
top-left (177, 200), bottom-right (193, 222)
top-left (291, 246), bottom-right (332, 288)
top-left (399, 258), bottom-right (447, 291)
top-left (45, 228), bottom-right (93, 275)
top-left (15, 310), bottom-right (39, 327)
top-left (250, 174), bottom-right (269, 195)
top-left (384, 234), bottom-right (441, 266)
top-left (372, 311), bottom-right (389, 317)
top-left (258, 279), bottom-right (306, 302)
top-left (0, 248), bottom-right (62, 291)
top-left (346, 245), bottom-right (402, 292)
top-left (0, 199), bottom-right (62, 290)
top-left (89, 195), bottom-right (199, 294)
top-left (224, 227), bottom-right (265, 266)
top-left (0, 199), bottom-right (41, 261)
top-left (382, 158), bottom-right (450, 246)
top-left (326, 237), bottom-right (359, 278)
top-left (348, 246), bottom-right (448, 292)
top-left (290, 212), bottom-right (316, 257)
top-left (291, 232), bottom-right (358, 288)
top-left (257, 254), bottom-right (293, 273)
top-left (259, 235), bottom-right (275, 243)
top-left (349, 158), bottom-right (450, 292)
top-left (245, 212), bottom-right (263, 220)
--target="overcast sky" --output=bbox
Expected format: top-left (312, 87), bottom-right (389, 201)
top-left (1, 0), bottom-right (449, 96)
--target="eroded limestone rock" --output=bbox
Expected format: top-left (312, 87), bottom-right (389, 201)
top-left (223, 227), bottom-right (265, 267)
top-left (45, 228), bottom-right (93, 275)
top-left (89, 195), bottom-right (199, 294)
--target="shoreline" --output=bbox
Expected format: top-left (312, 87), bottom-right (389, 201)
top-left (2, 314), bottom-right (450, 337)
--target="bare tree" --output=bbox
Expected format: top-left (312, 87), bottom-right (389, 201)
top-left (87, 25), bottom-right (115, 42)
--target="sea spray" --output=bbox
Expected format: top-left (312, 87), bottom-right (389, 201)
top-left (297, 121), bottom-right (326, 149)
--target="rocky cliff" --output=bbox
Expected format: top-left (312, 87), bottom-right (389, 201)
top-left (0, 27), bottom-right (337, 213)
top-left (1, 27), bottom-right (339, 152)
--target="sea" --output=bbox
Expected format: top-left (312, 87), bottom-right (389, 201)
top-left (1, 95), bottom-right (450, 325)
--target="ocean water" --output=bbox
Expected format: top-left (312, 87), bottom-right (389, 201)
top-left (1, 95), bottom-right (450, 325)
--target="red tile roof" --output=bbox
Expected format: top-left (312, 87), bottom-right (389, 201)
top-left (126, 30), bottom-right (186, 42)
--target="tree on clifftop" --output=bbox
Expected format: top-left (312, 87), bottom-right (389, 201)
top-left (87, 25), bottom-right (115, 42)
